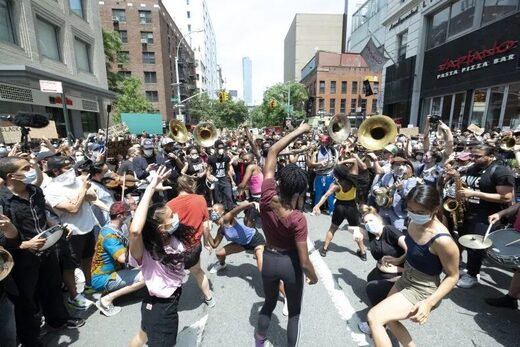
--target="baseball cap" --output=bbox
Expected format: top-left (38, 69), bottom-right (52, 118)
top-left (391, 156), bottom-right (414, 170)
top-left (0, 148), bottom-right (8, 158)
top-left (109, 202), bottom-right (130, 216)
top-left (47, 156), bottom-right (72, 170)
top-left (161, 137), bottom-right (174, 146)
top-left (456, 151), bottom-right (472, 161)
top-left (36, 151), bottom-right (56, 162)
top-left (384, 144), bottom-right (398, 155)
top-left (142, 139), bottom-right (154, 149)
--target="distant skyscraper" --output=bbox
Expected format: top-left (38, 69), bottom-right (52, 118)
top-left (242, 57), bottom-right (253, 106)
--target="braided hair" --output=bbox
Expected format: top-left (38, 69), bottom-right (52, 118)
top-left (277, 163), bottom-right (307, 203)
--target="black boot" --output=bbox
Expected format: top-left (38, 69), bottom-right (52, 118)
top-left (485, 294), bottom-right (518, 309)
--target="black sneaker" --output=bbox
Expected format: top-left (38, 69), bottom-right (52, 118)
top-left (319, 247), bottom-right (328, 257)
top-left (65, 318), bottom-right (86, 329)
top-left (485, 295), bottom-right (518, 309)
top-left (356, 250), bottom-right (367, 261)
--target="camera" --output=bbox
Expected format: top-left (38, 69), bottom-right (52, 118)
top-left (430, 114), bottom-right (441, 132)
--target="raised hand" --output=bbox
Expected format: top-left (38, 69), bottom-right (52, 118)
top-left (149, 166), bottom-right (172, 191)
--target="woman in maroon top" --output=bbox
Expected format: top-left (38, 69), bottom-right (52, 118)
top-left (255, 123), bottom-right (318, 347)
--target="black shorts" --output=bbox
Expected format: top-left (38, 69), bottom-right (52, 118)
top-left (141, 287), bottom-right (182, 347)
top-left (237, 230), bottom-right (266, 251)
top-left (69, 231), bottom-right (96, 262)
top-left (183, 243), bottom-right (202, 270)
top-left (331, 200), bottom-right (360, 227)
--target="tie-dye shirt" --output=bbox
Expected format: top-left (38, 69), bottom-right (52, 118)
top-left (91, 225), bottom-right (127, 291)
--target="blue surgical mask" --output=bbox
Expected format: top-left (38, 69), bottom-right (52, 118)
top-left (165, 214), bottom-right (180, 235)
top-left (210, 211), bottom-right (222, 222)
top-left (408, 211), bottom-right (432, 225)
top-left (364, 221), bottom-right (381, 234)
top-left (23, 169), bottom-right (37, 184)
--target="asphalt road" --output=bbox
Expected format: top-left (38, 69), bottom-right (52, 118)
top-left (44, 211), bottom-right (520, 347)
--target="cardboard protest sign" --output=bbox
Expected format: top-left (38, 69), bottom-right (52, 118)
top-left (399, 127), bottom-right (419, 137)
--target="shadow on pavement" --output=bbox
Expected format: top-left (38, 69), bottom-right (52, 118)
top-left (335, 267), bottom-right (370, 305)
top-left (249, 301), bottom-right (286, 347)
top-left (178, 275), bottom-right (206, 312)
top-left (312, 239), bottom-right (359, 258)
top-left (217, 263), bottom-right (264, 298)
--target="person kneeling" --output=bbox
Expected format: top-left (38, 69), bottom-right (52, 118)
top-left (91, 202), bottom-right (145, 316)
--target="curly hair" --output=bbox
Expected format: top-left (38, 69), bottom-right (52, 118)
top-left (277, 163), bottom-right (307, 202)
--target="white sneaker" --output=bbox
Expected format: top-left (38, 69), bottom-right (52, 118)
top-left (457, 273), bottom-right (478, 288)
top-left (67, 293), bottom-right (94, 310)
top-left (282, 297), bottom-right (288, 316)
top-left (209, 262), bottom-right (227, 274)
top-left (358, 321), bottom-right (371, 335)
top-left (74, 268), bottom-right (85, 294)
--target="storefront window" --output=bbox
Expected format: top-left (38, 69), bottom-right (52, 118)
top-left (431, 96), bottom-right (442, 116)
top-left (452, 93), bottom-right (466, 129)
top-left (81, 111), bottom-right (98, 133)
top-left (485, 86), bottom-right (506, 130)
top-left (470, 89), bottom-right (487, 127)
top-left (448, 0), bottom-right (475, 38)
top-left (502, 83), bottom-right (520, 130)
top-left (482, 0), bottom-right (518, 25)
top-left (441, 95), bottom-right (452, 124)
top-left (428, 6), bottom-right (449, 49)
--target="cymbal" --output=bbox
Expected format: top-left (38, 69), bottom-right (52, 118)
top-left (458, 234), bottom-right (493, 250)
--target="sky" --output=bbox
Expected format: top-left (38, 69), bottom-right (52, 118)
top-left (205, 0), bottom-right (360, 105)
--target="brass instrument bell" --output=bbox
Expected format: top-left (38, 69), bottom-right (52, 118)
top-left (358, 115), bottom-right (398, 151)
top-left (168, 119), bottom-right (189, 143)
top-left (194, 122), bottom-right (218, 147)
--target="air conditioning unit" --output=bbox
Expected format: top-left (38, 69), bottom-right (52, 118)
top-left (112, 16), bottom-right (119, 23)
top-left (141, 39), bottom-right (148, 45)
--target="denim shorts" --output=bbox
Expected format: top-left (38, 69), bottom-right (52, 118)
top-left (106, 268), bottom-right (143, 292)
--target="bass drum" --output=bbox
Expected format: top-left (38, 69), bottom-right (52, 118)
top-left (486, 228), bottom-right (520, 269)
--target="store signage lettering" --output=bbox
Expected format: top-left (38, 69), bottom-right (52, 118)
top-left (389, 6), bottom-right (419, 30)
top-left (436, 40), bottom-right (518, 80)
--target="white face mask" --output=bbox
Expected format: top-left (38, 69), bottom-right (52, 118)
top-left (364, 221), bottom-right (382, 234)
top-left (190, 154), bottom-right (199, 160)
top-left (143, 149), bottom-right (154, 157)
top-left (408, 211), bottom-right (432, 225)
top-left (23, 169), bottom-right (37, 184)
top-left (217, 148), bottom-right (225, 155)
top-left (165, 214), bottom-right (180, 235)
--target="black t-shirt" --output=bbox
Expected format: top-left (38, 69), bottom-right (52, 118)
top-left (207, 155), bottom-right (230, 178)
top-left (187, 158), bottom-right (205, 176)
top-left (461, 162), bottom-right (514, 215)
top-left (368, 225), bottom-right (405, 262)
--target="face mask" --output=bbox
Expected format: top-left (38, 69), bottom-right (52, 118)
top-left (210, 210), bottom-right (222, 222)
top-left (190, 154), bottom-right (199, 160)
top-left (75, 155), bottom-right (85, 162)
top-left (415, 155), bottom-right (423, 162)
top-left (408, 211), bottom-right (432, 225)
top-left (55, 168), bottom-right (76, 186)
top-left (143, 149), bottom-right (154, 157)
top-left (217, 148), bottom-right (225, 155)
top-left (165, 214), bottom-right (180, 235)
top-left (23, 169), bottom-right (37, 184)
top-left (364, 221), bottom-right (381, 234)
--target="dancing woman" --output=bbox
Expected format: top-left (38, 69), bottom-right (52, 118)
top-left (255, 123), bottom-right (318, 347)
top-left (367, 185), bottom-right (459, 347)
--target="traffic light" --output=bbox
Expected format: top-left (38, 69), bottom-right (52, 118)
top-left (218, 90), bottom-right (224, 103)
top-left (268, 99), bottom-right (277, 109)
top-left (224, 91), bottom-right (229, 102)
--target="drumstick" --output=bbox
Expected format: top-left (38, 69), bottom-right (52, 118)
top-left (483, 222), bottom-right (495, 242)
top-left (505, 238), bottom-right (520, 247)
top-left (121, 172), bottom-right (127, 202)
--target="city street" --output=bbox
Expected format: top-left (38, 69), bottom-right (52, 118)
top-left (44, 211), bottom-right (520, 347)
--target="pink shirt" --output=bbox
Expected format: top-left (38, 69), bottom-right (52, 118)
top-left (129, 236), bottom-right (185, 298)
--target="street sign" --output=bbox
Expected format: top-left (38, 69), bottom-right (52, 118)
top-left (39, 80), bottom-right (63, 93)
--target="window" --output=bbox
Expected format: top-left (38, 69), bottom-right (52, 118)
top-left (36, 17), bottom-right (61, 61)
top-left (329, 99), bottom-right (336, 115)
top-left (371, 99), bottom-right (377, 113)
top-left (187, 24), bottom-right (191, 32)
top-left (142, 52), bottom-right (155, 64)
top-left (470, 89), bottom-right (487, 127)
top-left (69, 0), bottom-right (84, 18)
top-left (319, 80), bottom-right (325, 94)
top-left (74, 38), bottom-right (91, 72)
top-left (448, 0), bottom-right (475, 38)
top-left (373, 81), bottom-right (379, 94)
top-left (341, 81), bottom-right (347, 94)
top-left (146, 91), bottom-right (159, 102)
top-left (427, 6), bottom-right (449, 49)
top-left (350, 99), bottom-right (357, 113)
top-left (485, 86), bottom-right (506, 129)
top-left (397, 30), bottom-right (407, 61)
top-left (118, 71), bottom-right (131, 79)
top-left (503, 83), bottom-right (520, 129)
top-left (118, 30), bottom-right (128, 43)
top-left (340, 99), bottom-right (346, 113)
top-left (352, 81), bottom-right (358, 94)
top-left (330, 81), bottom-right (336, 94)
top-left (361, 99), bottom-right (367, 112)
top-left (139, 10), bottom-right (152, 24)
top-left (81, 111), bottom-right (98, 133)
top-left (141, 31), bottom-right (153, 44)
top-left (187, 11), bottom-right (191, 18)
top-left (441, 95), bottom-right (453, 124)
top-left (144, 71), bottom-right (157, 83)
top-left (482, 0), bottom-right (518, 25)
top-left (112, 9), bottom-right (126, 22)
top-left (452, 93), bottom-right (466, 129)
top-left (0, 0), bottom-right (16, 43)
top-left (118, 51), bottom-right (129, 64)
top-left (318, 98), bottom-right (324, 112)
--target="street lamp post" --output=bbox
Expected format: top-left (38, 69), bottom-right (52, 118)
top-left (175, 30), bottom-right (203, 122)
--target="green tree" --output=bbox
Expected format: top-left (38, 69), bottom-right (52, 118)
top-left (188, 93), bottom-right (215, 124)
top-left (188, 93), bottom-right (248, 128)
top-left (112, 77), bottom-right (155, 123)
top-left (102, 29), bottom-right (127, 92)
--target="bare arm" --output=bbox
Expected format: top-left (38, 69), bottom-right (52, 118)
top-left (205, 225), bottom-right (224, 249)
top-left (312, 184), bottom-right (338, 213)
top-left (224, 201), bottom-right (255, 222)
top-left (244, 127), bottom-right (261, 163)
top-left (296, 241), bottom-right (318, 284)
top-left (54, 180), bottom-right (90, 214)
top-left (181, 162), bottom-right (189, 175)
top-left (238, 165), bottom-right (254, 190)
top-left (465, 185), bottom-right (513, 204)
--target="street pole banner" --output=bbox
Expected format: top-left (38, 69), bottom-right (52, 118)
top-left (360, 38), bottom-right (389, 72)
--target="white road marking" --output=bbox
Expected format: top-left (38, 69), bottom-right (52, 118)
top-left (177, 314), bottom-right (208, 347)
top-left (307, 237), bottom-right (369, 346)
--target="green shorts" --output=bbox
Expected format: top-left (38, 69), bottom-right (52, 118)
top-left (394, 262), bottom-right (440, 306)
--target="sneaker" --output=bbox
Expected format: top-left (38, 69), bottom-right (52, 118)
top-left (67, 293), bottom-right (94, 310)
top-left (65, 317), bottom-right (86, 329)
top-left (96, 299), bottom-right (122, 317)
top-left (358, 321), bottom-right (371, 335)
top-left (485, 295), bottom-right (518, 309)
top-left (282, 297), bottom-right (288, 316)
top-left (319, 247), bottom-right (328, 257)
top-left (209, 261), bottom-right (227, 274)
top-left (204, 293), bottom-right (216, 308)
top-left (356, 250), bottom-right (367, 261)
top-left (457, 273), bottom-right (478, 288)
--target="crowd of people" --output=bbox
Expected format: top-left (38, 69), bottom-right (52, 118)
top-left (0, 115), bottom-right (519, 347)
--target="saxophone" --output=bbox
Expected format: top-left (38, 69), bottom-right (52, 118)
top-left (443, 173), bottom-right (465, 228)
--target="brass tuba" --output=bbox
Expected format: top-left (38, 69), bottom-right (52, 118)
top-left (194, 122), bottom-right (218, 147)
top-left (328, 114), bottom-right (351, 143)
top-left (357, 115), bottom-right (398, 151)
top-left (168, 119), bottom-right (189, 143)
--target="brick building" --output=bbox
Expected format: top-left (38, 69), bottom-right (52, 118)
top-left (301, 51), bottom-right (381, 118)
top-left (99, 0), bottom-right (197, 122)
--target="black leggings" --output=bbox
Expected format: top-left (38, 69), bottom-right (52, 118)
top-left (365, 267), bottom-right (400, 307)
top-left (256, 249), bottom-right (303, 347)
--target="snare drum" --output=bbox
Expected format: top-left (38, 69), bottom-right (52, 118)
top-left (486, 228), bottom-right (520, 269)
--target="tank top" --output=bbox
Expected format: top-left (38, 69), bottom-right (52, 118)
top-left (405, 233), bottom-right (451, 276)
top-left (221, 222), bottom-right (255, 245)
top-left (335, 185), bottom-right (356, 201)
top-left (249, 172), bottom-right (264, 195)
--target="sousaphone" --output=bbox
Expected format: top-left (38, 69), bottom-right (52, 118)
top-left (168, 119), bottom-right (189, 143)
top-left (328, 114), bottom-right (351, 143)
top-left (358, 115), bottom-right (398, 150)
top-left (194, 122), bottom-right (218, 147)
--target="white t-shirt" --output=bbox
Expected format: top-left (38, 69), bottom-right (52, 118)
top-left (44, 169), bottom-right (99, 235)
